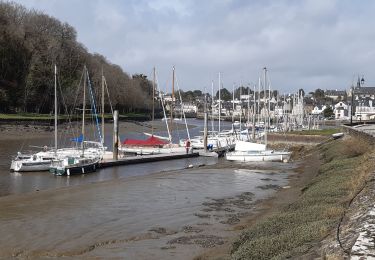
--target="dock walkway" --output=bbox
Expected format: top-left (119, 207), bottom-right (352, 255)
top-left (99, 152), bottom-right (199, 168)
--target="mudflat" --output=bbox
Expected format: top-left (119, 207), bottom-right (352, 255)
top-left (0, 119), bottom-right (324, 259)
top-left (0, 158), bottom-right (297, 259)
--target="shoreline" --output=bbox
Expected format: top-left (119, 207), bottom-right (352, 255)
top-left (197, 146), bottom-right (317, 259)
top-left (0, 118), bottom-right (343, 258)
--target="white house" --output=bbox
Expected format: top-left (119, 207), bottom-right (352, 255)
top-left (354, 99), bottom-right (375, 120)
top-left (181, 103), bottom-right (197, 113)
top-left (334, 102), bottom-right (348, 119)
top-left (311, 105), bottom-right (327, 115)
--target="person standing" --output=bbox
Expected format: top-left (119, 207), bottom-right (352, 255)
top-left (185, 139), bottom-right (191, 154)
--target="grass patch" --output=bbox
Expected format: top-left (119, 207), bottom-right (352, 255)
top-left (231, 137), bottom-right (375, 259)
top-left (0, 113), bottom-right (55, 120)
top-left (289, 128), bottom-right (341, 136)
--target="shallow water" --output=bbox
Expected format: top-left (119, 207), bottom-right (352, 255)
top-left (0, 119), bottom-right (234, 197)
top-left (0, 165), bottom-right (292, 258)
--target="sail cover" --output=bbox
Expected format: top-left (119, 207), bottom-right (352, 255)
top-left (123, 136), bottom-right (168, 146)
top-left (71, 134), bottom-right (84, 143)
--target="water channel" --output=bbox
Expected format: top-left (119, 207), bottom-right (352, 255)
top-left (0, 119), bottom-right (297, 258)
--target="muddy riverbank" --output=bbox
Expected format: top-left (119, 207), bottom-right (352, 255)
top-left (0, 118), bottom-right (329, 259)
top-left (229, 136), bottom-right (375, 259)
top-left (0, 160), bottom-right (296, 259)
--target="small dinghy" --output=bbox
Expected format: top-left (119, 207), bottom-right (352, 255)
top-left (332, 132), bottom-right (344, 140)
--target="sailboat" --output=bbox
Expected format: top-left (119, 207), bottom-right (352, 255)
top-left (10, 151), bottom-right (56, 172)
top-left (10, 65), bottom-right (61, 172)
top-left (49, 66), bottom-right (104, 176)
top-left (225, 67), bottom-right (291, 162)
top-left (187, 74), bottom-right (237, 151)
top-left (11, 66), bottom-right (107, 173)
top-left (120, 66), bottom-right (187, 155)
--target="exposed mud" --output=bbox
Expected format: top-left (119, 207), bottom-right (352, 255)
top-left (0, 164), bottom-right (292, 259)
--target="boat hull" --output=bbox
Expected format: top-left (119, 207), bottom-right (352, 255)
top-left (332, 133), bottom-right (344, 139)
top-left (10, 160), bottom-right (52, 172)
top-left (226, 151), bottom-right (291, 162)
top-left (119, 146), bottom-right (186, 155)
top-left (50, 162), bottom-right (98, 176)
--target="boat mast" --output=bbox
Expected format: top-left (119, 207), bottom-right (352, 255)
top-left (257, 76), bottom-right (260, 127)
top-left (218, 72), bottom-right (221, 135)
top-left (239, 79), bottom-right (242, 133)
top-left (54, 64), bottom-right (57, 156)
top-left (203, 87), bottom-right (208, 152)
top-left (252, 83), bottom-right (256, 140)
top-left (101, 67), bottom-right (105, 145)
top-left (268, 72), bottom-right (271, 132)
top-left (175, 71), bottom-right (191, 140)
top-left (155, 68), bottom-right (172, 143)
top-left (82, 66), bottom-right (86, 156)
top-left (170, 66), bottom-right (175, 135)
top-left (263, 67), bottom-right (268, 147)
top-left (152, 67), bottom-right (155, 136)
top-left (247, 86), bottom-right (250, 125)
top-left (211, 80), bottom-right (214, 134)
top-left (232, 83), bottom-right (235, 126)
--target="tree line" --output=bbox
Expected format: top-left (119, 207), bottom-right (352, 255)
top-left (0, 2), bottom-right (154, 114)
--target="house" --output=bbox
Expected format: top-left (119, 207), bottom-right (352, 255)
top-left (311, 105), bottom-right (327, 115)
top-left (163, 95), bottom-right (176, 102)
top-left (175, 103), bottom-right (197, 114)
top-left (240, 94), bottom-right (253, 101)
top-left (325, 90), bottom-right (347, 101)
top-left (349, 77), bottom-right (375, 100)
top-left (211, 100), bottom-right (229, 116)
top-left (333, 102), bottom-right (349, 119)
top-left (354, 98), bottom-right (375, 120)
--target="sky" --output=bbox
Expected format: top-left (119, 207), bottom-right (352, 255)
top-left (10, 0), bottom-right (375, 93)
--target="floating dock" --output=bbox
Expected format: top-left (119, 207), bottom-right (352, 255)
top-left (99, 152), bottom-right (200, 168)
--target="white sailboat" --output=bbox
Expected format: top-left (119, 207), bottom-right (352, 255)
top-left (226, 67), bottom-right (291, 163)
top-left (225, 141), bottom-right (291, 162)
top-left (10, 65), bottom-right (60, 172)
top-left (10, 151), bottom-right (56, 172)
top-left (50, 66), bottom-right (104, 176)
top-left (186, 75), bottom-right (239, 151)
